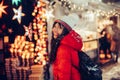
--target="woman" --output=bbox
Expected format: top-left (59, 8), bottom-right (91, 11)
top-left (47, 13), bottom-right (83, 80)
top-left (110, 23), bottom-right (120, 62)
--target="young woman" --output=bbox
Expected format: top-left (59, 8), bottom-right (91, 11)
top-left (46, 13), bottom-right (83, 80)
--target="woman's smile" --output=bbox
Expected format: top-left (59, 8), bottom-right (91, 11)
top-left (52, 23), bottom-right (64, 39)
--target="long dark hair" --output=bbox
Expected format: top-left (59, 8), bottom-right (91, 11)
top-left (49, 22), bottom-right (69, 64)
top-left (44, 22), bottom-right (69, 80)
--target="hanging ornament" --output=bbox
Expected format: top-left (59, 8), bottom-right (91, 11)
top-left (12, 0), bottom-right (22, 6)
top-left (45, 8), bottom-right (54, 22)
top-left (24, 23), bottom-right (33, 41)
top-left (12, 6), bottom-right (25, 24)
top-left (0, 1), bottom-right (8, 18)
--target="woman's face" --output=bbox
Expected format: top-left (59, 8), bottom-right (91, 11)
top-left (52, 23), bottom-right (64, 39)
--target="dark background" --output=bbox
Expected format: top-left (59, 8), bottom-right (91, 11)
top-left (0, 0), bottom-right (35, 43)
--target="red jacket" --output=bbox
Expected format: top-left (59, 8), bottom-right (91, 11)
top-left (52, 30), bottom-right (83, 80)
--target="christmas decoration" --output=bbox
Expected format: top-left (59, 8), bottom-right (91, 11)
top-left (8, 28), bottom-right (13, 34)
top-left (9, 0), bottom-right (48, 66)
top-left (12, 6), bottom-right (25, 24)
top-left (4, 36), bottom-right (9, 43)
top-left (12, 0), bottom-right (22, 6)
top-left (8, 1), bottom-right (49, 79)
top-left (0, 1), bottom-right (8, 18)
top-left (31, 0), bottom-right (48, 65)
top-left (45, 8), bottom-right (54, 21)
top-left (24, 23), bottom-right (33, 41)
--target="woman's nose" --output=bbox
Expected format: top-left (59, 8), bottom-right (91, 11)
top-left (53, 27), bottom-right (58, 32)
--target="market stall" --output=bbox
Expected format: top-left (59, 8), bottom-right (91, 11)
top-left (50, 0), bottom-right (120, 64)
top-left (0, 0), bottom-right (120, 79)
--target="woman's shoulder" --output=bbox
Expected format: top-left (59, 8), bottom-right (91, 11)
top-left (61, 30), bottom-right (83, 51)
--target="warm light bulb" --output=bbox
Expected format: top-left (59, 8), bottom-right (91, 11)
top-left (9, 48), bottom-right (13, 53)
top-left (30, 48), bottom-right (34, 52)
top-left (42, 60), bottom-right (46, 66)
top-left (32, 12), bottom-right (36, 16)
top-left (34, 59), bottom-right (37, 63)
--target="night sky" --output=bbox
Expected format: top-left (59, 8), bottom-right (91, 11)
top-left (0, 0), bottom-right (35, 43)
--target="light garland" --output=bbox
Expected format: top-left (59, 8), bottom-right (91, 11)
top-left (48, 0), bottom-right (120, 17)
top-left (28, 0), bottom-right (48, 65)
top-left (9, 0), bottom-right (48, 66)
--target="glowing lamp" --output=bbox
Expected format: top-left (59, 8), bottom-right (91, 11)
top-left (4, 36), bottom-right (9, 43)
top-left (32, 12), bottom-right (35, 16)
top-left (99, 53), bottom-right (105, 59)
top-left (107, 54), bottom-right (111, 59)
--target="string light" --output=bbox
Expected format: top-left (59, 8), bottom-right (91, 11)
top-left (48, 0), bottom-right (120, 17)
top-left (9, 0), bottom-right (48, 66)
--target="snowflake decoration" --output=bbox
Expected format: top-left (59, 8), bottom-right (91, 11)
top-left (12, 6), bottom-right (25, 24)
top-left (0, 1), bottom-right (8, 18)
top-left (45, 9), bottom-right (54, 21)
top-left (24, 23), bottom-right (33, 41)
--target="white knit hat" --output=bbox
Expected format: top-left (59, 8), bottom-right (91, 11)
top-left (55, 13), bottom-right (80, 31)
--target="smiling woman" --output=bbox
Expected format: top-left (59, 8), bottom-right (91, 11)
top-left (52, 23), bottom-right (64, 39)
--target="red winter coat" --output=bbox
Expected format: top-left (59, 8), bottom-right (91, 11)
top-left (52, 30), bottom-right (83, 80)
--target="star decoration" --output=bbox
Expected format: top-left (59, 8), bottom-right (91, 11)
top-left (12, 6), bottom-right (25, 24)
top-left (8, 28), bottom-right (13, 34)
top-left (0, 1), bottom-right (8, 18)
top-left (24, 23), bottom-right (33, 41)
top-left (45, 9), bottom-right (54, 21)
top-left (12, 0), bottom-right (21, 6)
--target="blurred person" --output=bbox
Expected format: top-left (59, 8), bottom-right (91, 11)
top-left (99, 27), bottom-right (112, 59)
top-left (110, 17), bottom-right (120, 62)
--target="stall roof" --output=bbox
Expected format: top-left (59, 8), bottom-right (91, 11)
top-left (70, 0), bottom-right (120, 13)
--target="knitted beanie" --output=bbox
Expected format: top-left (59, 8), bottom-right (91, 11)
top-left (55, 13), bottom-right (80, 31)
